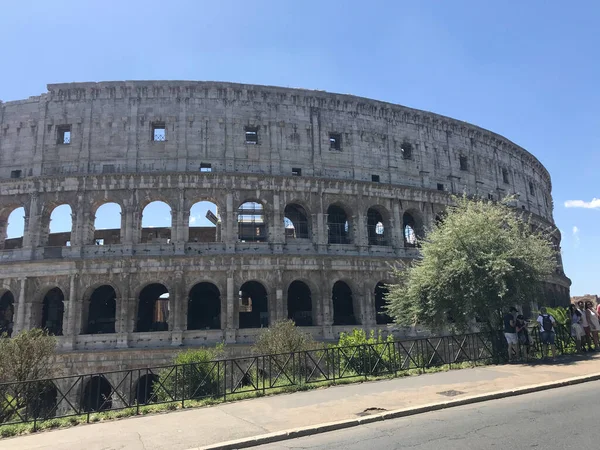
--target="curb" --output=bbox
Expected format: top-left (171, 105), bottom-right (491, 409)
top-left (194, 371), bottom-right (600, 450)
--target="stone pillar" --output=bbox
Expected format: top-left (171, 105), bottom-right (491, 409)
top-left (363, 284), bottom-right (376, 327)
top-left (392, 202), bottom-right (403, 252)
top-left (275, 288), bottom-right (284, 324)
top-left (116, 278), bottom-right (132, 348)
top-left (122, 205), bottom-right (136, 244)
top-left (171, 271), bottom-right (184, 347)
top-left (0, 219), bottom-right (7, 249)
top-left (225, 273), bottom-right (236, 343)
top-left (272, 194), bottom-right (284, 253)
top-left (317, 213), bottom-right (327, 253)
top-left (13, 277), bottom-right (27, 334)
top-left (62, 274), bottom-right (79, 350)
top-left (321, 283), bottom-right (333, 339)
top-left (23, 193), bottom-right (41, 257)
top-left (355, 212), bottom-right (367, 254)
top-left (225, 193), bottom-right (236, 253)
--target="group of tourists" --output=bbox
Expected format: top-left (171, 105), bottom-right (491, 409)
top-left (503, 300), bottom-right (600, 362)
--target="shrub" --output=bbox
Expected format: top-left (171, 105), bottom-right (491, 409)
top-left (155, 345), bottom-right (224, 402)
top-left (335, 329), bottom-right (395, 376)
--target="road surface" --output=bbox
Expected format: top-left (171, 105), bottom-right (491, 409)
top-left (253, 380), bottom-right (600, 449)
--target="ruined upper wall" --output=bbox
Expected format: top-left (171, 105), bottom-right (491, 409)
top-left (0, 81), bottom-right (553, 220)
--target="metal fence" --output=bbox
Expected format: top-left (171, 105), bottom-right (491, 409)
top-left (0, 327), bottom-right (577, 429)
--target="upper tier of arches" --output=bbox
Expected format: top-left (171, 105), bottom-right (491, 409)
top-left (0, 81), bottom-right (552, 218)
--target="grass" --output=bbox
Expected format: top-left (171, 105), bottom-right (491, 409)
top-left (0, 360), bottom-right (487, 439)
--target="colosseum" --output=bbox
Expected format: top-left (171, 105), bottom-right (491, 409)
top-left (0, 81), bottom-right (570, 374)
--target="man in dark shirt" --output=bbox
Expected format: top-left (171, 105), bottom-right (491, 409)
top-left (503, 306), bottom-right (519, 362)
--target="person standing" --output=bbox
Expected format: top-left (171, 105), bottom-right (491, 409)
top-left (537, 307), bottom-right (557, 360)
top-left (585, 301), bottom-right (600, 350)
top-left (516, 314), bottom-right (531, 360)
top-left (569, 304), bottom-right (584, 353)
top-left (577, 301), bottom-right (592, 351)
top-left (503, 306), bottom-right (519, 362)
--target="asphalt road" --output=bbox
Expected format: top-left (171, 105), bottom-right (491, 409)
top-left (253, 380), bottom-right (600, 449)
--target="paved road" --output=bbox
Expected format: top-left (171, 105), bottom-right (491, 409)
top-left (254, 380), bottom-right (600, 449)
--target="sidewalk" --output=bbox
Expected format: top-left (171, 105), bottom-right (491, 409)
top-left (5, 354), bottom-right (600, 450)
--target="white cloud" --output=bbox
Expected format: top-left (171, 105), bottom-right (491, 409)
top-left (189, 216), bottom-right (197, 225)
top-left (564, 198), bottom-right (600, 209)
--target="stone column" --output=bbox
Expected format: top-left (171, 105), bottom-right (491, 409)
top-left (317, 213), bottom-right (327, 253)
top-left (13, 278), bottom-right (27, 334)
top-left (355, 212), bottom-right (367, 254)
top-left (363, 284), bottom-right (376, 327)
top-left (62, 274), bottom-right (79, 350)
top-left (23, 193), bottom-right (41, 258)
top-left (321, 281), bottom-right (333, 339)
top-left (171, 271), bottom-right (184, 347)
top-left (116, 277), bottom-right (132, 348)
top-left (224, 273), bottom-right (236, 343)
top-left (225, 193), bottom-right (236, 253)
top-left (272, 194), bottom-right (284, 253)
top-left (0, 219), bottom-right (7, 249)
top-left (392, 202), bottom-right (403, 253)
top-left (121, 205), bottom-right (136, 244)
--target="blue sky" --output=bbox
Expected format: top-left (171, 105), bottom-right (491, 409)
top-left (1, 1), bottom-right (598, 295)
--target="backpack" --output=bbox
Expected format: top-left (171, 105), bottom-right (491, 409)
top-left (541, 314), bottom-right (553, 332)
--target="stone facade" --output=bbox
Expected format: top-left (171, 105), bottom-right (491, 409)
top-left (0, 81), bottom-right (571, 374)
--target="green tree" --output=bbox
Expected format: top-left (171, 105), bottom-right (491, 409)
top-left (0, 329), bottom-right (57, 423)
top-left (253, 319), bottom-right (315, 356)
top-left (385, 196), bottom-right (556, 333)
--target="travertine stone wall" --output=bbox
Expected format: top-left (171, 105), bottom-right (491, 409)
top-left (0, 81), bottom-right (570, 374)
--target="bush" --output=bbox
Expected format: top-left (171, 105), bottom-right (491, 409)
top-left (155, 345), bottom-right (224, 402)
top-left (335, 329), bottom-right (395, 376)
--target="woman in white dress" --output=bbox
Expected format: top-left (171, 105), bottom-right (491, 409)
top-left (569, 304), bottom-right (584, 353)
top-left (585, 301), bottom-right (600, 350)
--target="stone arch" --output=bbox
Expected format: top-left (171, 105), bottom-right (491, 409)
top-left (40, 287), bottom-right (65, 335)
top-left (238, 280), bottom-right (269, 328)
top-left (92, 202), bottom-right (123, 245)
top-left (284, 203), bottom-right (311, 240)
top-left (1, 205), bottom-right (26, 250)
top-left (327, 203), bottom-right (352, 244)
top-left (42, 203), bottom-right (73, 247)
top-left (189, 200), bottom-right (220, 243)
top-left (133, 374), bottom-right (159, 404)
top-left (332, 280), bottom-right (356, 325)
top-left (187, 282), bottom-right (221, 330)
top-left (287, 280), bottom-right (313, 326)
top-left (141, 201), bottom-right (172, 244)
top-left (81, 375), bottom-right (112, 412)
top-left (238, 200), bottom-right (267, 242)
top-left (83, 284), bottom-right (117, 334)
top-left (374, 282), bottom-right (393, 324)
top-left (0, 289), bottom-right (15, 337)
top-left (403, 210), bottom-right (423, 247)
top-left (366, 205), bottom-right (391, 246)
top-left (136, 283), bottom-right (169, 332)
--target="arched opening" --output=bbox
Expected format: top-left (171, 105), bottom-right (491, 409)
top-left (327, 205), bottom-right (351, 244)
top-left (141, 201), bottom-right (172, 244)
top-left (287, 281), bottom-right (313, 326)
top-left (41, 287), bottom-right (65, 336)
top-left (86, 285), bottom-right (117, 334)
top-left (403, 212), bottom-right (418, 247)
top-left (375, 282), bottom-right (392, 324)
top-left (93, 203), bottom-right (122, 245)
top-left (189, 201), bottom-right (220, 242)
top-left (2, 207), bottom-right (25, 249)
top-left (284, 204), bottom-right (310, 239)
top-left (136, 284), bottom-right (169, 332)
top-left (187, 282), bottom-right (221, 330)
top-left (81, 375), bottom-right (112, 412)
top-left (367, 207), bottom-right (387, 246)
top-left (239, 281), bottom-right (268, 328)
top-left (0, 290), bottom-right (15, 337)
top-left (31, 381), bottom-right (58, 419)
top-left (48, 204), bottom-right (73, 247)
top-left (332, 281), bottom-right (356, 325)
top-left (134, 374), bottom-right (159, 404)
top-left (238, 202), bottom-right (266, 242)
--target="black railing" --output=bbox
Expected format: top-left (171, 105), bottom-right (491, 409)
top-left (0, 327), bottom-right (578, 429)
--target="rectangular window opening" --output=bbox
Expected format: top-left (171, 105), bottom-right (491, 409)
top-left (502, 168), bottom-right (509, 184)
top-left (401, 143), bottom-right (412, 159)
top-left (200, 163), bottom-right (212, 172)
top-left (57, 125), bottom-right (71, 145)
top-left (437, 183), bottom-right (444, 191)
top-left (371, 174), bottom-right (380, 183)
top-left (329, 133), bottom-right (341, 151)
top-left (292, 168), bottom-right (302, 176)
top-left (102, 164), bottom-right (115, 174)
top-left (152, 123), bottom-right (166, 141)
top-left (245, 126), bottom-right (259, 144)
top-left (529, 182), bottom-right (535, 196)
top-left (488, 193), bottom-right (494, 201)
top-left (459, 155), bottom-right (468, 171)
top-left (10, 170), bottom-right (22, 179)
top-left (95, 239), bottom-right (105, 246)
